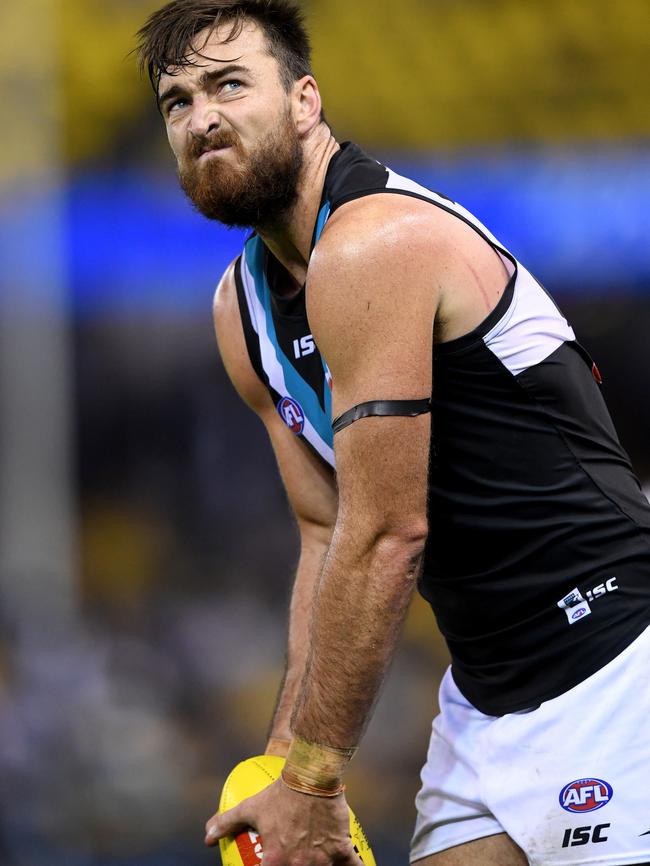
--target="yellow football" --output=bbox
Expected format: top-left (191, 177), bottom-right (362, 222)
top-left (218, 755), bottom-right (376, 866)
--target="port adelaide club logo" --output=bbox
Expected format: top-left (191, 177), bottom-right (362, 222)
top-left (559, 778), bottom-right (613, 813)
top-left (277, 397), bottom-right (305, 435)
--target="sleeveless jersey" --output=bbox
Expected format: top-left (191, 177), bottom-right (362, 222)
top-left (234, 141), bottom-right (650, 715)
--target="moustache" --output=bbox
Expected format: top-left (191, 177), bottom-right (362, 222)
top-left (186, 130), bottom-right (240, 162)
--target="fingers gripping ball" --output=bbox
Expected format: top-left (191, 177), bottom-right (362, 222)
top-left (218, 755), bottom-right (376, 866)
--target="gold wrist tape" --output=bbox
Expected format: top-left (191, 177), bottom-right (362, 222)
top-left (265, 737), bottom-right (291, 757)
top-left (281, 735), bottom-right (357, 797)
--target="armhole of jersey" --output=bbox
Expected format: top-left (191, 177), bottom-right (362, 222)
top-left (234, 254), bottom-right (268, 388)
top-left (332, 399), bottom-right (431, 434)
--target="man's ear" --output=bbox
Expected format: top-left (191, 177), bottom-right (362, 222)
top-left (292, 75), bottom-right (322, 134)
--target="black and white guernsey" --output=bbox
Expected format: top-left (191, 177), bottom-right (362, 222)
top-left (234, 141), bottom-right (650, 715)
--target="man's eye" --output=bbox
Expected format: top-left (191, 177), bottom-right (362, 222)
top-left (222, 80), bottom-right (242, 93)
top-left (169, 98), bottom-right (188, 113)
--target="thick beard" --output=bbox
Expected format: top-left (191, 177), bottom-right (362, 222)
top-left (178, 113), bottom-right (303, 230)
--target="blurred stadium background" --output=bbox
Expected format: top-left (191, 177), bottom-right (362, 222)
top-left (0, 0), bottom-right (648, 863)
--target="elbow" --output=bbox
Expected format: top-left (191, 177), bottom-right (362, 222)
top-left (380, 519), bottom-right (428, 552)
top-left (369, 526), bottom-right (428, 591)
top-left (334, 515), bottom-right (428, 577)
top-left (374, 522), bottom-right (428, 571)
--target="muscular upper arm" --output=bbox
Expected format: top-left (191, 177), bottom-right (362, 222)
top-left (306, 198), bottom-right (442, 544)
top-left (213, 261), bottom-right (337, 539)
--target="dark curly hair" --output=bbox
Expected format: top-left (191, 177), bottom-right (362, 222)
top-left (137, 0), bottom-right (315, 98)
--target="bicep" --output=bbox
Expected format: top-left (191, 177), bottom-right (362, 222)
top-left (307, 207), bottom-right (437, 537)
top-left (308, 212), bottom-right (436, 419)
top-left (332, 408), bottom-right (430, 546)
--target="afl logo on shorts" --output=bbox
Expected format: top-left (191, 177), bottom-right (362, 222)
top-left (560, 779), bottom-right (613, 813)
top-left (277, 397), bottom-right (305, 435)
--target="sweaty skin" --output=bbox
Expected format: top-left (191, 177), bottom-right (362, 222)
top-left (161, 18), bottom-right (517, 866)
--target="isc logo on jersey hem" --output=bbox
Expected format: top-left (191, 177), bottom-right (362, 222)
top-left (556, 578), bottom-right (619, 625)
top-left (277, 397), bottom-right (305, 435)
top-left (559, 779), bottom-right (613, 813)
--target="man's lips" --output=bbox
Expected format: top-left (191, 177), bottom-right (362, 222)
top-left (198, 145), bottom-right (232, 160)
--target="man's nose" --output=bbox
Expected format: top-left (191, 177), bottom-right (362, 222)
top-left (188, 96), bottom-right (221, 138)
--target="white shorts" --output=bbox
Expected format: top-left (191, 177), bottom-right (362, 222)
top-left (410, 625), bottom-right (650, 866)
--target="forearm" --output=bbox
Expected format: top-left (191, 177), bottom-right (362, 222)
top-left (290, 528), bottom-right (424, 749)
top-left (267, 529), bottom-right (331, 745)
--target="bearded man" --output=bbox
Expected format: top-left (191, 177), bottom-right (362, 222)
top-left (137, 3), bottom-right (650, 865)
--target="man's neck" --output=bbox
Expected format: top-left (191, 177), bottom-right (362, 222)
top-left (256, 126), bottom-right (339, 289)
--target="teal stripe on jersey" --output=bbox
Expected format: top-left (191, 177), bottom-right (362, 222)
top-left (245, 236), bottom-right (334, 451)
top-left (313, 201), bottom-right (331, 246)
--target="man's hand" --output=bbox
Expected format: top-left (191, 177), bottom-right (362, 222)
top-left (205, 778), bottom-right (362, 866)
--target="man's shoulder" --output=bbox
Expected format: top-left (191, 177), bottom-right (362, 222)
top-left (307, 190), bottom-right (511, 350)
top-left (212, 254), bottom-right (274, 415)
top-left (305, 195), bottom-right (444, 357)
top-left (310, 193), bottom-right (457, 278)
top-left (213, 256), bottom-right (241, 325)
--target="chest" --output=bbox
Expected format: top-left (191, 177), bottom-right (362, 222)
top-left (237, 242), bottom-right (335, 467)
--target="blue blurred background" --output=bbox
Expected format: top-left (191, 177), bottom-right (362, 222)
top-left (0, 0), bottom-right (648, 863)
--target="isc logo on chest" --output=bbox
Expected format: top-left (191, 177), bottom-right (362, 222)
top-left (293, 334), bottom-right (316, 359)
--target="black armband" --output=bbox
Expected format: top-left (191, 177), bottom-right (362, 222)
top-left (332, 399), bottom-right (431, 434)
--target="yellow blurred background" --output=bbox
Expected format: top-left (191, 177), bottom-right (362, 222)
top-left (3, 0), bottom-right (650, 178)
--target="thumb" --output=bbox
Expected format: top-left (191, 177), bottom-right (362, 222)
top-left (205, 803), bottom-right (252, 847)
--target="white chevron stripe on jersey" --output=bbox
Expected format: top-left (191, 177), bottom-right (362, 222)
top-left (482, 265), bottom-right (576, 376)
top-left (384, 166), bottom-right (575, 378)
top-left (240, 256), bottom-right (336, 467)
top-left (385, 167), bottom-right (509, 253)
